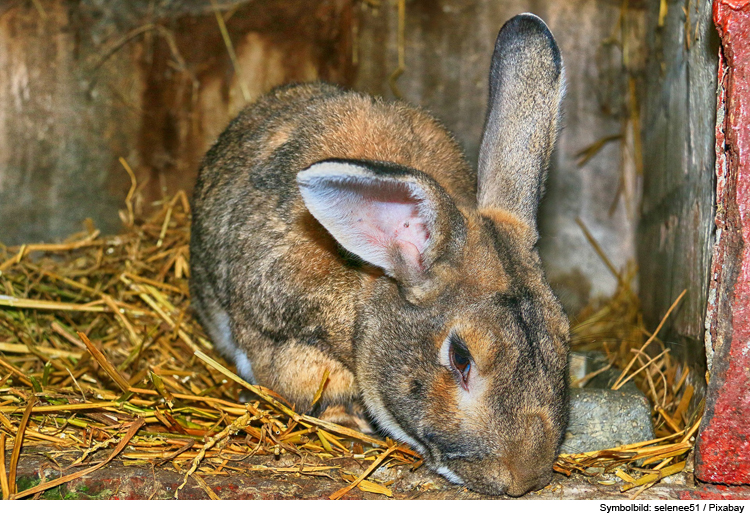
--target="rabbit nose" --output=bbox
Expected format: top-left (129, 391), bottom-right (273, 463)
top-left (503, 413), bottom-right (555, 496)
top-left (504, 463), bottom-right (553, 497)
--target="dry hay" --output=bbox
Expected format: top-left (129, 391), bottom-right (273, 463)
top-left (558, 220), bottom-right (702, 498)
top-left (0, 184), bottom-right (699, 500)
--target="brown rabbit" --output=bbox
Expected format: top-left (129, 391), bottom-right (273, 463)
top-left (190, 13), bottom-right (569, 496)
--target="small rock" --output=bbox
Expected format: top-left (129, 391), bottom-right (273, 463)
top-left (560, 387), bottom-right (655, 454)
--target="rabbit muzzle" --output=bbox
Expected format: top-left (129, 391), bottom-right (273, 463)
top-left (426, 411), bottom-right (560, 496)
top-left (435, 449), bottom-right (556, 497)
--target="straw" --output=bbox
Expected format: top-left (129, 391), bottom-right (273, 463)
top-left (0, 187), bottom-right (699, 499)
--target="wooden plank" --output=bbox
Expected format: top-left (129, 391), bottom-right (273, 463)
top-left (637, 0), bottom-right (717, 386)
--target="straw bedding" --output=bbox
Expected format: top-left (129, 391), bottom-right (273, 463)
top-left (0, 185), bottom-right (699, 499)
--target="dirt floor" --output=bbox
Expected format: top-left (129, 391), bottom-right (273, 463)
top-left (8, 448), bottom-right (749, 500)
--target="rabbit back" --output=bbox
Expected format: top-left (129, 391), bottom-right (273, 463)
top-left (190, 82), bottom-right (473, 407)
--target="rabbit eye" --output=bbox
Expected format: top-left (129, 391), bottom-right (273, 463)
top-left (449, 337), bottom-right (472, 389)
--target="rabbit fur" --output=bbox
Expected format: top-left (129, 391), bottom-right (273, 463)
top-left (190, 13), bottom-right (569, 496)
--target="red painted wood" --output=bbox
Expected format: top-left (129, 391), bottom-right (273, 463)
top-left (695, 0), bottom-right (750, 485)
top-left (678, 486), bottom-right (750, 500)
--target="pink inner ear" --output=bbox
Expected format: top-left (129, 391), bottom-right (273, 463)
top-left (355, 193), bottom-right (430, 270)
top-left (298, 164), bottom-right (435, 275)
top-left (361, 201), bottom-right (429, 251)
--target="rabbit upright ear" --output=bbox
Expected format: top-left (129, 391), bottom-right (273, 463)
top-left (478, 14), bottom-right (564, 233)
top-left (297, 159), bottom-right (462, 285)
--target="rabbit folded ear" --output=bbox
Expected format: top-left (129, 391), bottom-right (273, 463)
top-left (478, 13), bottom-right (564, 234)
top-left (297, 159), bottom-right (462, 284)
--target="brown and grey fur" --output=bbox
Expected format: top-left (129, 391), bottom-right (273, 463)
top-left (190, 14), bottom-right (569, 496)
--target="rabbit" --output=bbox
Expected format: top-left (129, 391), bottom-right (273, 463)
top-left (189, 13), bottom-right (569, 496)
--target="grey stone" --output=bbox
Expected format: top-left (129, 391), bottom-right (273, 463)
top-left (560, 387), bottom-right (655, 454)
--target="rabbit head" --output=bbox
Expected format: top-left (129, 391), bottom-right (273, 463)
top-left (297, 14), bottom-right (568, 496)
